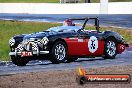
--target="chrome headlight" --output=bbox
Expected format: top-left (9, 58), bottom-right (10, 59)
top-left (41, 37), bottom-right (49, 45)
top-left (9, 37), bottom-right (15, 46)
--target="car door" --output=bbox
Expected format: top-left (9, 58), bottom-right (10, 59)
top-left (76, 31), bottom-right (105, 56)
top-left (64, 32), bottom-right (89, 56)
top-left (64, 33), bottom-right (82, 56)
top-left (65, 31), bottom-right (104, 56)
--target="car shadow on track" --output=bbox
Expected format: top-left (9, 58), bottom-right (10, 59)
top-left (27, 58), bottom-right (105, 66)
top-left (74, 58), bottom-right (105, 62)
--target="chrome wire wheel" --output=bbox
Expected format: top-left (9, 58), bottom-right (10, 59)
top-left (55, 44), bottom-right (66, 61)
top-left (50, 41), bottom-right (67, 64)
top-left (106, 41), bottom-right (116, 56)
top-left (104, 37), bottom-right (117, 59)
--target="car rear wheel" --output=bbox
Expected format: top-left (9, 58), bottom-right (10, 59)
top-left (50, 41), bottom-right (67, 64)
top-left (11, 56), bottom-right (29, 66)
top-left (103, 37), bottom-right (117, 59)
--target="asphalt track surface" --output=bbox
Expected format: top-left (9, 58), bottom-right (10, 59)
top-left (0, 47), bottom-right (132, 76)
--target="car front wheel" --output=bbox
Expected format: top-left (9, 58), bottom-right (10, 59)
top-left (103, 37), bottom-right (117, 59)
top-left (50, 41), bottom-right (67, 64)
top-left (11, 56), bottom-right (29, 66)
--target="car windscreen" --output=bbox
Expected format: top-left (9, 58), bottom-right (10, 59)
top-left (46, 26), bottom-right (82, 32)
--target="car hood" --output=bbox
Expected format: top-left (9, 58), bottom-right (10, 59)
top-left (23, 31), bottom-right (57, 39)
top-left (23, 26), bottom-right (81, 40)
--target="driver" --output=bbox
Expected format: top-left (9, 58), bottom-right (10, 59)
top-left (63, 19), bottom-right (75, 26)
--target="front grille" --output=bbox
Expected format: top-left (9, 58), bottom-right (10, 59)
top-left (16, 41), bottom-right (40, 52)
top-left (16, 38), bottom-right (46, 52)
top-left (24, 42), bottom-right (39, 51)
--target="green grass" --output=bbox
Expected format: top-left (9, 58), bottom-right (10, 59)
top-left (0, 0), bottom-right (131, 3)
top-left (0, 20), bottom-right (131, 61)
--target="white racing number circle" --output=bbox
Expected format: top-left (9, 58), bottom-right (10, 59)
top-left (88, 36), bottom-right (98, 53)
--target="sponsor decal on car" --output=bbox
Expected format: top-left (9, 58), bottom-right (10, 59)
top-left (21, 51), bottom-right (32, 57)
top-left (78, 39), bottom-right (84, 42)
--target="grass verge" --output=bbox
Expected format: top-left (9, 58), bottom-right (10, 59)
top-left (0, 20), bottom-right (131, 61)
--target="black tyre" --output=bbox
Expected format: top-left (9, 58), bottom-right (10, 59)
top-left (50, 41), bottom-right (67, 64)
top-left (103, 37), bottom-right (117, 59)
top-left (11, 56), bottom-right (29, 66)
top-left (67, 57), bottom-right (78, 63)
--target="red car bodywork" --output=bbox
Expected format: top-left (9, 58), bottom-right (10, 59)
top-left (64, 38), bottom-right (104, 56)
top-left (64, 38), bottom-right (126, 56)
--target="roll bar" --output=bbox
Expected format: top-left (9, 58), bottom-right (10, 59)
top-left (68, 17), bottom-right (100, 32)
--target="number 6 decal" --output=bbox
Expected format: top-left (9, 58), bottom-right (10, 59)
top-left (88, 36), bottom-right (98, 53)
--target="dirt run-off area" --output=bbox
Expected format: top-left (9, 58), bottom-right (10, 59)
top-left (0, 65), bottom-right (132, 88)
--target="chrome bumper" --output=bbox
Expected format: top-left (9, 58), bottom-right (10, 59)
top-left (9, 51), bottom-right (49, 56)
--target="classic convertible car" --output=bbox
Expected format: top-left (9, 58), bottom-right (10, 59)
top-left (9, 18), bottom-right (128, 66)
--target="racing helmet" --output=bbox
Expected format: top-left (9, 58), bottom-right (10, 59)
top-left (63, 19), bottom-right (75, 26)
